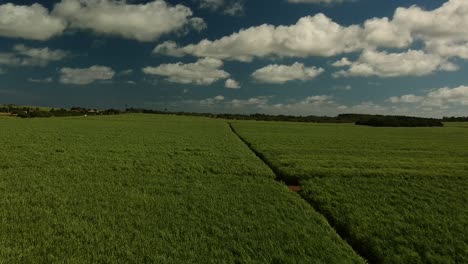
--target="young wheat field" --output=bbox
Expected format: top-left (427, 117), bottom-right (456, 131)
top-left (0, 114), bottom-right (362, 263)
top-left (0, 114), bottom-right (467, 263)
top-left (231, 121), bottom-right (468, 263)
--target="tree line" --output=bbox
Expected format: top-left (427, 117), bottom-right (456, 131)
top-left (0, 106), bottom-right (120, 118)
top-left (442, 116), bottom-right (468, 122)
top-left (354, 115), bottom-right (444, 127)
top-left (1, 105), bottom-right (466, 126)
top-left (125, 108), bottom-right (447, 127)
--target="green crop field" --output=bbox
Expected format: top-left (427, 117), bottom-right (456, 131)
top-left (2, 114), bottom-right (467, 263)
top-left (231, 121), bottom-right (468, 263)
top-left (444, 122), bottom-right (468, 128)
top-left (0, 115), bottom-right (363, 263)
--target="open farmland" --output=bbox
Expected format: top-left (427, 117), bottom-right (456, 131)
top-left (231, 121), bottom-right (468, 263)
top-left (0, 115), bottom-right (363, 263)
top-left (444, 122), bottom-right (468, 128)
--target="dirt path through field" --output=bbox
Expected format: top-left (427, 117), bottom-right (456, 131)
top-left (228, 121), bottom-right (371, 263)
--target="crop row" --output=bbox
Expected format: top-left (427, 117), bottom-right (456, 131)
top-left (232, 121), bottom-right (468, 263)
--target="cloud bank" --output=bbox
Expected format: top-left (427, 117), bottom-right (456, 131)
top-left (53, 0), bottom-right (205, 42)
top-left (0, 1), bottom-right (205, 42)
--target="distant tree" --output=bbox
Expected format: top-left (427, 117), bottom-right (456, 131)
top-left (356, 116), bottom-right (443, 127)
top-left (443, 116), bottom-right (468, 122)
top-left (7, 104), bottom-right (14, 114)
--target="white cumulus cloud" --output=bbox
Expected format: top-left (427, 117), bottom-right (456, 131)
top-left (389, 86), bottom-right (468, 108)
top-left (60, 65), bottom-right (115, 85)
top-left (363, 17), bottom-right (412, 48)
top-left (225, 79), bottom-right (240, 89)
top-left (387, 94), bottom-right (424, 104)
top-left (334, 49), bottom-right (457, 78)
top-left (142, 58), bottom-right (230, 85)
top-left (52, 0), bottom-right (205, 42)
top-left (154, 13), bottom-right (363, 61)
top-left (252, 62), bottom-right (324, 84)
top-left (228, 96), bottom-right (271, 108)
top-left (0, 3), bottom-right (66, 40)
top-left (362, 0), bottom-right (468, 56)
top-left (200, 95), bottom-right (225, 105)
top-left (332, 57), bottom-right (352, 67)
top-left (154, 0), bottom-right (468, 77)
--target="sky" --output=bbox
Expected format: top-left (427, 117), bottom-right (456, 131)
top-left (0, 0), bottom-right (468, 117)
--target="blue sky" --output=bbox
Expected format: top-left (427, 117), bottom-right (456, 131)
top-left (1, 0), bottom-right (467, 117)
